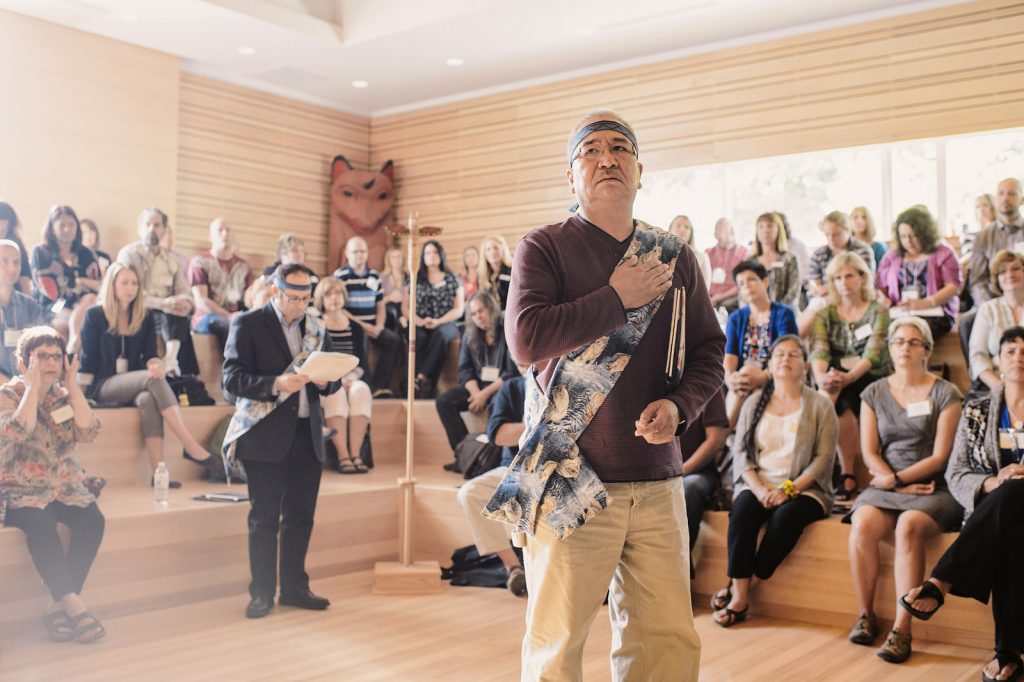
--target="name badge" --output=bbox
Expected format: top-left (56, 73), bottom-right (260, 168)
top-left (999, 430), bottom-right (1024, 449)
top-left (840, 356), bottom-right (860, 371)
top-left (771, 260), bottom-right (784, 269)
top-left (854, 324), bottom-right (873, 341)
top-left (906, 399), bottom-right (932, 418)
top-left (116, 357), bottom-right (129, 375)
top-left (901, 289), bottom-right (920, 301)
top-left (480, 366), bottom-right (500, 382)
top-left (1014, 242), bottom-right (1024, 256)
top-left (3, 329), bottom-right (21, 348)
top-left (50, 404), bottom-right (74, 424)
top-left (366, 279), bottom-right (379, 292)
top-left (711, 268), bottom-right (726, 284)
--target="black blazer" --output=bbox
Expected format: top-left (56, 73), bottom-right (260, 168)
top-left (79, 305), bottom-right (158, 400)
top-left (222, 303), bottom-right (340, 463)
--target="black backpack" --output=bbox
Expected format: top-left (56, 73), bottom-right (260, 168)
top-left (454, 432), bottom-right (502, 479)
top-left (440, 545), bottom-right (508, 588)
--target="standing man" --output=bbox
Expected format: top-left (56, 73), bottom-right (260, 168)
top-left (117, 208), bottom-right (200, 377)
top-left (487, 110), bottom-right (725, 680)
top-left (222, 264), bottom-right (340, 619)
top-left (189, 217), bottom-right (254, 351)
top-left (960, 178), bottom-right (1023, 359)
top-left (333, 236), bottom-right (404, 397)
top-left (706, 218), bottom-right (748, 312)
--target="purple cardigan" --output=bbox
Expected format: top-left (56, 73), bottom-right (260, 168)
top-left (875, 244), bottom-right (961, 319)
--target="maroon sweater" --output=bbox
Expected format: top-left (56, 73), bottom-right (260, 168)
top-left (506, 215), bottom-right (726, 482)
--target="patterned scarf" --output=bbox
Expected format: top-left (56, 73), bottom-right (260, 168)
top-left (483, 223), bottom-right (681, 540)
top-left (220, 312), bottom-right (325, 477)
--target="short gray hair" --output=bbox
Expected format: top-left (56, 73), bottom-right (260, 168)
top-left (887, 316), bottom-right (933, 351)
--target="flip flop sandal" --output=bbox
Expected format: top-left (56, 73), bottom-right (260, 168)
top-left (70, 611), bottom-right (106, 644)
top-left (710, 585), bottom-right (732, 611)
top-left (983, 651), bottom-right (1024, 682)
top-left (42, 611), bottom-right (74, 642)
top-left (713, 606), bottom-right (748, 628)
top-left (898, 580), bottom-right (945, 621)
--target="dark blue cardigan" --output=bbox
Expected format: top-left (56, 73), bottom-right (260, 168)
top-left (725, 301), bottom-right (798, 368)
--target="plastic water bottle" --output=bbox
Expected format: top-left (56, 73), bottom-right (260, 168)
top-left (153, 462), bottom-right (170, 504)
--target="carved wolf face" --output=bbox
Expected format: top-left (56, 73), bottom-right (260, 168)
top-left (330, 155), bottom-right (394, 237)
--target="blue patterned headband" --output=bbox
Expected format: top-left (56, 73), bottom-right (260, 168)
top-left (274, 276), bottom-right (312, 292)
top-left (566, 120), bottom-right (639, 166)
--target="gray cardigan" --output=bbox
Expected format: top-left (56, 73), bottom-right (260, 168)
top-left (732, 384), bottom-right (839, 514)
top-left (946, 388), bottom-right (1004, 517)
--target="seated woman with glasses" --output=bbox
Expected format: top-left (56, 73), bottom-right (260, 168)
top-left (875, 206), bottom-right (960, 340)
top-left (1, 327), bottom-right (105, 643)
top-left (313, 276), bottom-right (372, 474)
top-left (900, 326), bottom-right (1024, 682)
top-left (969, 249), bottom-right (1024, 400)
top-left (78, 263), bottom-right (220, 488)
top-left (810, 251), bottom-right (892, 501)
top-left (723, 260), bottom-right (797, 427)
top-left (710, 335), bottom-right (837, 628)
top-left (413, 240), bottom-right (465, 398)
top-left (845, 317), bottom-right (963, 664)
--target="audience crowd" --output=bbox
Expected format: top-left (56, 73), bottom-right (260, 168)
top-left (2, 177), bottom-right (1022, 678)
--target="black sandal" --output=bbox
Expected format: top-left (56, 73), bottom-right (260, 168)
top-left (710, 585), bottom-right (732, 611)
top-left (898, 580), bottom-right (945, 621)
top-left (337, 456), bottom-right (368, 474)
top-left (836, 473), bottom-right (859, 501)
top-left (712, 606), bottom-right (748, 628)
top-left (983, 651), bottom-right (1023, 682)
top-left (42, 610), bottom-right (74, 642)
top-left (70, 611), bottom-right (106, 644)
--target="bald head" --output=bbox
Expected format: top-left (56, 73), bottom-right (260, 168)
top-left (210, 217), bottom-right (233, 254)
top-left (714, 218), bottom-right (735, 247)
top-left (997, 178), bottom-right (1022, 221)
top-left (345, 236), bottom-right (369, 271)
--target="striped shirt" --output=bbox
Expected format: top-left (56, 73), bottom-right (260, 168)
top-left (334, 264), bottom-right (383, 324)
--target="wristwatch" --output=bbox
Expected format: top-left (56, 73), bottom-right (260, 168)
top-left (892, 474), bottom-right (904, 489)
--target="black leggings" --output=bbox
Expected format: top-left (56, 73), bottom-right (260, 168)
top-left (727, 489), bottom-right (824, 580)
top-left (931, 479), bottom-right (1024, 652)
top-left (5, 501), bottom-right (105, 601)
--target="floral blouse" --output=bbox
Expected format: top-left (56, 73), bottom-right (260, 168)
top-left (0, 379), bottom-right (100, 511)
top-left (416, 271), bottom-right (461, 320)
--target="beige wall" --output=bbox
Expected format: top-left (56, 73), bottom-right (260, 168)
top-left (176, 74), bottom-right (370, 275)
top-left (0, 9), bottom-right (180, 258)
top-left (371, 0), bottom-right (1024, 268)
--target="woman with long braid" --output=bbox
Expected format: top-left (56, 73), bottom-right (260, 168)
top-left (711, 334), bottom-right (838, 627)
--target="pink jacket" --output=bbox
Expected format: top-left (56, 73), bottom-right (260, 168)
top-left (875, 243), bottom-right (960, 318)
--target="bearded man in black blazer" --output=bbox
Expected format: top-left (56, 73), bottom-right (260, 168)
top-left (223, 263), bottom-right (340, 619)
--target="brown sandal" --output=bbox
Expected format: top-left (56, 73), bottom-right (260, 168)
top-left (42, 610), bottom-right (74, 642)
top-left (70, 611), bottom-right (106, 644)
top-left (337, 456), bottom-right (369, 474)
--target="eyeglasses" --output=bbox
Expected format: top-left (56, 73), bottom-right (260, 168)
top-left (889, 338), bottom-right (926, 348)
top-left (771, 351), bottom-right (804, 360)
top-left (573, 142), bottom-right (637, 163)
top-left (32, 352), bottom-right (63, 362)
top-left (282, 293), bottom-right (311, 304)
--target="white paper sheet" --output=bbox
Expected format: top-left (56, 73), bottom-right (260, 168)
top-left (298, 351), bottom-right (360, 382)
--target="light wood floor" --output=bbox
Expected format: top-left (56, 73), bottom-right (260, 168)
top-left (0, 571), bottom-right (991, 682)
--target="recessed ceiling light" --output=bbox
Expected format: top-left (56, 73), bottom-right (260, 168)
top-left (121, 13), bottom-right (138, 22)
top-left (352, 80), bottom-right (369, 89)
top-left (237, 46), bottom-right (256, 56)
top-left (446, 57), bottom-right (463, 67)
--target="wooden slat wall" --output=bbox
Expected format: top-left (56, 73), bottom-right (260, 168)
top-left (370, 0), bottom-right (1024, 265)
top-left (176, 74), bottom-right (370, 274)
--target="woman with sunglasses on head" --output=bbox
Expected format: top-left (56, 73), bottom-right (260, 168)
top-left (845, 317), bottom-right (962, 663)
top-left (900, 326), bottom-right (1024, 682)
top-left (78, 263), bottom-right (220, 488)
top-left (0, 326), bottom-right (105, 643)
top-left (710, 334), bottom-right (837, 628)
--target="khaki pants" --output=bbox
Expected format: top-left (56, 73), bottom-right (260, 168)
top-left (521, 477), bottom-right (701, 682)
top-left (457, 467), bottom-right (513, 556)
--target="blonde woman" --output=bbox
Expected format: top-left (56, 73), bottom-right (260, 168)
top-left (381, 246), bottom-right (409, 334)
top-left (810, 251), bottom-right (892, 500)
top-left (976, 193), bottom-right (997, 231)
top-left (478, 235), bottom-right (513, 310)
top-left (314, 277), bottom-right (372, 473)
top-left (969, 249), bottom-right (1024, 397)
top-left (78, 263), bottom-right (218, 486)
top-left (846, 317), bottom-right (962, 663)
top-left (669, 215), bottom-right (711, 287)
top-left (851, 206), bottom-right (887, 270)
top-left (752, 212), bottom-right (800, 309)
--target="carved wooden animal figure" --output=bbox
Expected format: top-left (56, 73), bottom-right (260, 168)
top-left (328, 155), bottom-right (396, 272)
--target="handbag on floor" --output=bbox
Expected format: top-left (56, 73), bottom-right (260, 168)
top-left (454, 432), bottom-right (502, 480)
top-left (440, 544), bottom-right (508, 588)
